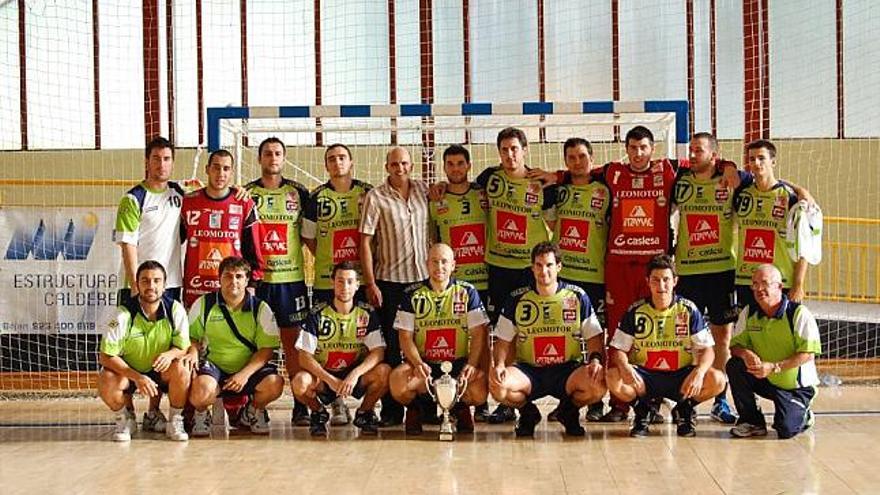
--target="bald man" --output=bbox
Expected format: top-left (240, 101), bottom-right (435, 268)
top-left (728, 264), bottom-right (822, 439)
top-left (390, 243), bottom-right (490, 435)
top-left (359, 147), bottom-right (431, 426)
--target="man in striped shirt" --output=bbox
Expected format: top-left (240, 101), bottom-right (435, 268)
top-left (359, 146), bottom-right (431, 426)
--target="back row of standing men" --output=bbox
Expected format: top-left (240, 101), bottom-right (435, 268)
top-left (102, 125), bottom-right (821, 439)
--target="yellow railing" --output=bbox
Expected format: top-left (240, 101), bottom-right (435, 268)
top-left (807, 216), bottom-right (880, 304)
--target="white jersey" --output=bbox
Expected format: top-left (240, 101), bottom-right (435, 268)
top-left (786, 200), bottom-right (823, 265)
top-left (113, 182), bottom-right (185, 288)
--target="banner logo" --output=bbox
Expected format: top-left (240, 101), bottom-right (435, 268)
top-left (5, 215), bottom-right (98, 261)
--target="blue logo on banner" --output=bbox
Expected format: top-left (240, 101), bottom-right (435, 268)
top-left (4, 214), bottom-right (98, 261)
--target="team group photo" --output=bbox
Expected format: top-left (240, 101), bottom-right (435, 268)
top-left (1, 1), bottom-right (878, 494)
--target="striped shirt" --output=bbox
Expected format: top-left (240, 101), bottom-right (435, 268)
top-left (359, 178), bottom-right (430, 283)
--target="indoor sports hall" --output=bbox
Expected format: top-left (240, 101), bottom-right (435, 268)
top-left (1, 1), bottom-right (878, 494)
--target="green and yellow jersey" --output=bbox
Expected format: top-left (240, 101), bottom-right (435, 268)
top-left (429, 183), bottom-right (489, 290)
top-left (245, 178), bottom-right (310, 284)
top-left (610, 296), bottom-right (713, 371)
top-left (733, 181), bottom-right (798, 287)
top-left (553, 180), bottom-right (610, 284)
top-left (302, 179), bottom-right (372, 291)
top-left (672, 171), bottom-right (746, 276)
top-left (393, 279), bottom-right (489, 363)
top-left (476, 166), bottom-right (556, 270)
top-left (296, 301), bottom-right (384, 372)
top-left (495, 282), bottom-right (602, 367)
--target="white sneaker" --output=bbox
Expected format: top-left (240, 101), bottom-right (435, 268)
top-left (113, 409), bottom-right (137, 442)
top-left (330, 397), bottom-right (351, 426)
top-left (242, 403), bottom-right (271, 434)
top-left (165, 413), bottom-right (189, 442)
top-left (142, 409), bottom-right (167, 433)
top-left (192, 410), bottom-right (211, 437)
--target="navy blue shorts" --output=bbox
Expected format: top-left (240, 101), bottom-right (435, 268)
top-left (316, 368), bottom-right (367, 404)
top-left (123, 369), bottom-right (170, 395)
top-left (486, 265), bottom-right (533, 324)
top-left (256, 281), bottom-right (309, 327)
top-left (635, 366), bottom-right (694, 402)
top-left (678, 270), bottom-right (738, 325)
top-left (514, 361), bottom-right (580, 401)
top-left (197, 361), bottom-right (279, 398)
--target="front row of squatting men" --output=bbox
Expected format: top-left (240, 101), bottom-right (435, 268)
top-left (98, 248), bottom-right (820, 441)
top-left (107, 128), bottom-right (821, 440)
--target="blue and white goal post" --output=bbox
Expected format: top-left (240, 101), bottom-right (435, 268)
top-left (206, 100), bottom-right (689, 187)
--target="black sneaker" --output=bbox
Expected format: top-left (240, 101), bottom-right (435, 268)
top-left (473, 403), bottom-right (490, 423)
top-left (555, 399), bottom-right (585, 437)
top-left (585, 401), bottom-right (605, 422)
top-left (487, 404), bottom-right (518, 424)
top-left (309, 409), bottom-right (329, 437)
top-left (353, 410), bottom-right (380, 435)
top-left (379, 400), bottom-right (404, 427)
top-left (514, 402), bottom-right (542, 437)
top-left (629, 400), bottom-right (651, 437)
top-left (647, 397), bottom-right (665, 424)
top-left (419, 395), bottom-right (442, 425)
top-left (291, 401), bottom-right (310, 427)
top-left (454, 403), bottom-right (474, 433)
top-left (405, 403), bottom-right (423, 435)
top-left (599, 406), bottom-right (629, 423)
top-left (675, 400), bottom-right (697, 437)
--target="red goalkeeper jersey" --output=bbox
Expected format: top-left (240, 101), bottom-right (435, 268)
top-left (179, 189), bottom-right (263, 307)
top-left (601, 159), bottom-right (681, 262)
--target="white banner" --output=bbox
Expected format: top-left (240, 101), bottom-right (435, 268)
top-left (0, 207), bottom-right (121, 334)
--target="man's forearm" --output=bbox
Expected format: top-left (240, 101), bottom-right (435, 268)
top-left (240, 347), bottom-right (275, 376)
top-left (119, 243), bottom-right (138, 289)
top-left (360, 235), bottom-right (377, 285)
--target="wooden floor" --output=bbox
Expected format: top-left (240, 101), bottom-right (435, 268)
top-left (1, 387), bottom-right (879, 495)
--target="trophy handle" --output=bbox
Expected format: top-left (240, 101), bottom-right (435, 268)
top-left (424, 374), bottom-right (436, 401)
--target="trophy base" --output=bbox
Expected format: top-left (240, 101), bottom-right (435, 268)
top-left (438, 432), bottom-right (454, 442)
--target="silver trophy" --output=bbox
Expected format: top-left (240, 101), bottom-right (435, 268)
top-left (426, 361), bottom-right (468, 441)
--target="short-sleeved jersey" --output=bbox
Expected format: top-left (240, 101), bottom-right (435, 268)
top-left (179, 189), bottom-right (263, 308)
top-left (476, 167), bottom-right (557, 270)
top-left (296, 301), bottom-right (385, 371)
top-left (733, 181), bottom-right (798, 287)
top-left (601, 160), bottom-right (678, 262)
top-left (672, 171), bottom-right (748, 275)
top-left (188, 292), bottom-right (280, 374)
top-left (393, 279), bottom-right (489, 363)
top-left (553, 180), bottom-right (610, 283)
top-left (731, 298), bottom-right (822, 389)
top-left (495, 282), bottom-right (603, 367)
top-left (429, 183), bottom-right (489, 290)
top-left (113, 182), bottom-right (185, 288)
top-left (609, 295), bottom-right (714, 371)
top-left (99, 297), bottom-right (190, 373)
top-left (302, 179), bottom-right (372, 291)
top-left (245, 178), bottom-right (310, 284)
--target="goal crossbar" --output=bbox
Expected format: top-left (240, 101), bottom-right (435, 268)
top-left (207, 100), bottom-right (690, 157)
